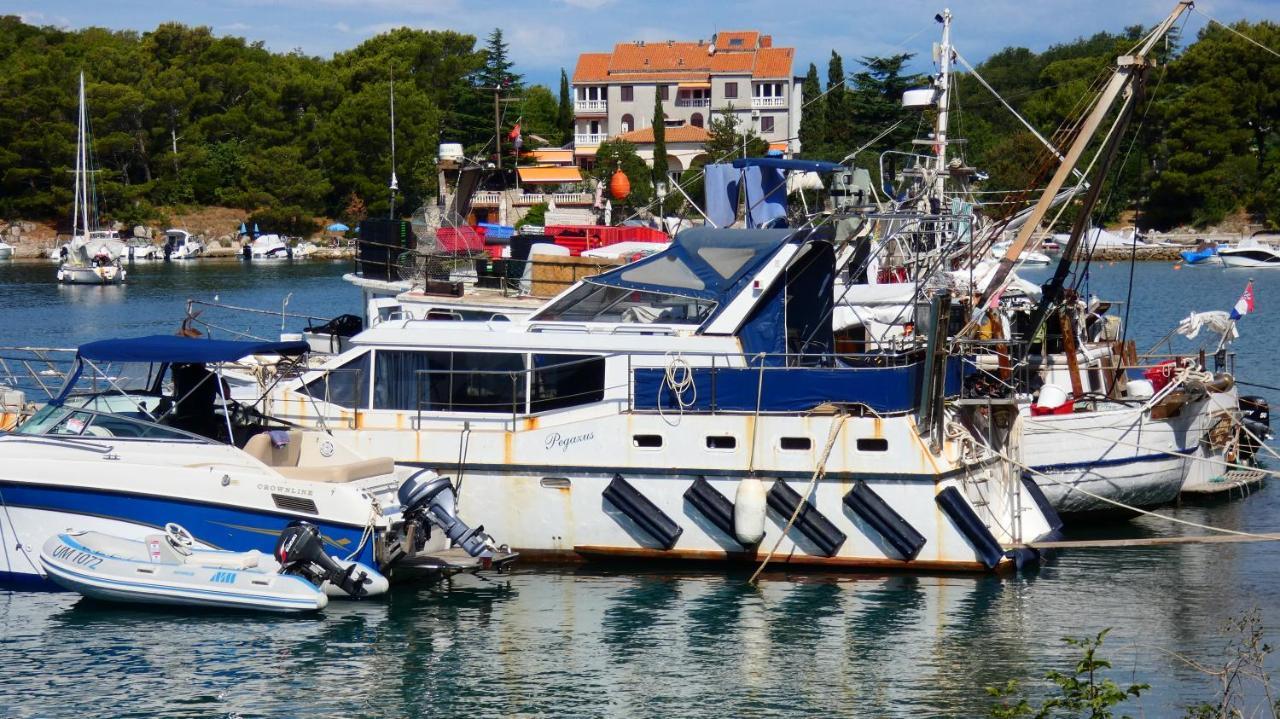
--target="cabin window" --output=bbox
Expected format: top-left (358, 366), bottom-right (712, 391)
top-left (372, 350), bottom-right (525, 413)
top-left (303, 352), bottom-right (370, 408)
top-left (780, 437), bottom-right (811, 451)
top-left (857, 438), bottom-right (888, 452)
top-left (531, 354), bottom-right (605, 412)
top-left (706, 435), bottom-right (736, 450)
top-left (633, 434), bottom-right (663, 448)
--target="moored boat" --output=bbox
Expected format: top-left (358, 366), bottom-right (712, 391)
top-left (1219, 233), bottom-right (1280, 268)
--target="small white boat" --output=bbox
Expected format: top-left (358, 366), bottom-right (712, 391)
top-left (123, 239), bottom-right (161, 261)
top-left (0, 241), bottom-right (13, 259)
top-left (1219, 234), bottom-right (1280, 268)
top-left (57, 248), bottom-right (125, 284)
top-left (164, 229), bottom-right (203, 260)
top-left (249, 234), bottom-right (292, 259)
top-left (991, 240), bottom-right (1052, 266)
top-left (40, 522), bottom-right (388, 613)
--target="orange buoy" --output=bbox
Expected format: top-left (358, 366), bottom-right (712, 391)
top-left (609, 167), bottom-right (631, 200)
top-left (1173, 264), bottom-right (1182, 270)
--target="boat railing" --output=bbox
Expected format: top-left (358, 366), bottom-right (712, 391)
top-left (0, 346), bottom-right (78, 399)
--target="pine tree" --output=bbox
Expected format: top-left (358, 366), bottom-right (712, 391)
top-left (475, 28), bottom-right (522, 91)
top-left (651, 88), bottom-right (667, 191)
top-left (798, 63), bottom-right (826, 158)
top-left (557, 69), bottom-right (573, 145)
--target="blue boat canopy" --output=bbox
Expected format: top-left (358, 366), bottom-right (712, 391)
top-left (77, 335), bottom-right (308, 364)
top-left (730, 157), bottom-right (844, 173)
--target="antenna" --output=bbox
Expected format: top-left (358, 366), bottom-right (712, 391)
top-left (389, 67), bottom-right (398, 219)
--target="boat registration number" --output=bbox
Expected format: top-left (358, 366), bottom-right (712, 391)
top-left (50, 544), bottom-right (103, 570)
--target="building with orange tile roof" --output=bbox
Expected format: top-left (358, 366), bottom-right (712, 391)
top-left (571, 30), bottom-right (801, 177)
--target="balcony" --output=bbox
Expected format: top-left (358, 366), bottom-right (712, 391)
top-left (752, 96), bottom-right (788, 109)
top-left (675, 97), bottom-right (711, 108)
top-left (575, 133), bottom-right (607, 146)
top-left (575, 99), bottom-right (607, 113)
top-left (551, 192), bottom-right (595, 206)
top-left (471, 191), bottom-right (502, 207)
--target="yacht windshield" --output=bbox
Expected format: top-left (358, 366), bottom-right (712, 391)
top-left (14, 404), bottom-right (209, 441)
top-left (532, 282), bottom-right (716, 324)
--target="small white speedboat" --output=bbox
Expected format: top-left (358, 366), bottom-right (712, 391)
top-left (57, 259), bottom-right (125, 284)
top-left (0, 241), bottom-right (13, 259)
top-left (40, 522), bottom-right (388, 613)
top-left (1219, 234), bottom-right (1280, 268)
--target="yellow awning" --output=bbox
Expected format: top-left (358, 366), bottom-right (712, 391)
top-left (678, 81), bottom-right (712, 89)
top-left (523, 149), bottom-right (574, 164)
top-left (517, 166), bottom-right (584, 184)
top-left (768, 142), bottom-right (789, 152)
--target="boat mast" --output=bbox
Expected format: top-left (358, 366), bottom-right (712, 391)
top-left (932, 8), bottom-right (953, 205)
top-left (389, 68), bottom-right (398, 220)
top-left (72, 72), bottom-right (88, 243)
top-left (973, 0), bottom-right (1193, 312)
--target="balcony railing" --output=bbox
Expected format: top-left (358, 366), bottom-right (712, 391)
top-left (551, 192), bottom-right (594, 205)
top-left (575, 133), bottom-right (607, 146)
top-left (675, 98), bottom-right (710, 107)
top-left (471, 191), bottom-right (501, 206)
top-left (752, 96), bottom-right (788, 109)
top-left (575, 99), bottom-right (607, 113)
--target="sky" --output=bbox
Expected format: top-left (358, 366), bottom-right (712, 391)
top-left (7, 0), bottom-right (1280, 86)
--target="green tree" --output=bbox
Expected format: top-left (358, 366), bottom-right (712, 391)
top-left (704, 107), bottom-right (767, 161)
top-left (592, 138), bottom-right (652, 218)
top-left (798, 62), bottom-right (825, 158)
top-left (518, 85), bottom-right (561, 148)
top-left (848, 53), bottom-right (926, 177)
top-left (651, 89), bottom-right (667, 190)
top-left (557, 68), bottom-right (573, 143)
top-left (824, 51), bottom-right (854, 153)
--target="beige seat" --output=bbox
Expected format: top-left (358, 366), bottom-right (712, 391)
top-left (244, 431), bottom-right (395, 483)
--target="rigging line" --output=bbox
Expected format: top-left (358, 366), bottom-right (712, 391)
top-left (1236, 379), bottom-right (1280, 393)
top-left (1194, 6), bottom-right (1280, 60)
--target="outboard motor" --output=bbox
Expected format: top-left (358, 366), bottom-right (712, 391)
top-left (398, 472), bottom-right (503, 559)
top-left (274, 521), bottom-right (371, 597)
top-left (1239, 395), bottom-right (1271, 462)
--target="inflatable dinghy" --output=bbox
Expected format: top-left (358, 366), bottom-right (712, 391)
top-left (40, 522), bottom-right (388, 613)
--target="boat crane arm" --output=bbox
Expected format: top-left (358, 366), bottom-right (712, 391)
top-left (970, 0), bottom-right (1194, 318)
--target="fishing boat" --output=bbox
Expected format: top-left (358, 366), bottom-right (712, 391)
top-left (57, 74), bottom-right (125, 286)
top-left (163, 229), bottom-right (204, 260)
top-left (0, 334), bottom-right (517, 588)
top-left (40, 521), bottom-right (388, 612)
top-left (1219, 233), bottom-right (1280, 268)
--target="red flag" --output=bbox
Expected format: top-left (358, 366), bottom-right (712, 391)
top-left (508, 123), bottom-right (521, 141)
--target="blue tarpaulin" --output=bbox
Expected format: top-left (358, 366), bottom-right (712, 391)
top-left (77, 335), bottom-right (308, 364)
top-left (731, 157), bottom-right (844, 173)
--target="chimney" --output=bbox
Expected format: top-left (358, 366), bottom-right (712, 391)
top-left (760, 35), bottom-right (772, 48)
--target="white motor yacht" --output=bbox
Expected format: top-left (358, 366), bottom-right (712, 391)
top-left (1219, 234), bottom-right (1280, 268)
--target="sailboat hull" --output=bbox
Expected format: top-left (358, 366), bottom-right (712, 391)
top-left (57, 264), bottom-right (124, 285)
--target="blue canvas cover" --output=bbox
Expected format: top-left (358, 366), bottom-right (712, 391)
top-left (731, 157), bottom-right (844, 173)
top-left (77, 335), bottom-right (308, 364)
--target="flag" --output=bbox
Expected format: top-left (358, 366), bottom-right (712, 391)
top-left (1230, 281), bottom-right (1255, 321)
top-left (508, 122), bottom-right (522, 150)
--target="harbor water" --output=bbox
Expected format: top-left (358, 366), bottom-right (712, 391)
top-left (2, 257), bottom-right (1279, 718)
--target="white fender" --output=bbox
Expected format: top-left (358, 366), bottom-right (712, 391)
top-left (734, 476), bottom-right (767, 545)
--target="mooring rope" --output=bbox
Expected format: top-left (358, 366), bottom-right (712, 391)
top-left (749, 412), bottom-right (847, 585)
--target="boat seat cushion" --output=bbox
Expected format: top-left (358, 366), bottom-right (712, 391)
top-left (244, 431), bottom-right (303, 467)
top-left (274, 457), bottom-right (396, 484)
top-left (187, 548), bottom-right (263, 570)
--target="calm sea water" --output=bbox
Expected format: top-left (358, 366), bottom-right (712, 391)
top-left (1, 257), bottom-right (1279, 718)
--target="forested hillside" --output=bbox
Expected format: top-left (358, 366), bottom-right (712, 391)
top-left (800, 21), bottom-right (1280, 230)
top-left (0, 15), bottom-right (1276, 232)
top-left (0, 18), bottom-right (566, 232)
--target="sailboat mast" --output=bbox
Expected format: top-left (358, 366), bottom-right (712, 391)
top-left (933, 8), bottom-right (953, 204)
top-left (389, 68), bottom-right (398, 220)
top-left (71, 72), bottom-right (85, 242)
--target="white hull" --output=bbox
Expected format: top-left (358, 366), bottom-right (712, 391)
top-left (1219, 252), bottom-right (1280, 268)
top-left (1023, 391), bottom-right (1228, 515)
top-left (0, 245), bottom-right (12, 260)
top-left (57, 264), bottom-right (124, 284)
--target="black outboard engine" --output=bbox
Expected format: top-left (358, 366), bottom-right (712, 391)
top-left (398, 472), bottom-right (503, 559)
top-left (1239, 395), bottom-right (1272, 462)
top-left (274, 521), bottom-right (371, 597)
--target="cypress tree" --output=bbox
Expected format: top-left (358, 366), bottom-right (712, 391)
top-left (825, 51), bottom-right (853, 154)
top-left (651, 87), bottom-right (667, 193)
top-left (799, 62), bottom-right (825, 158)
top-left (557, 68), bottom-right (573, 145)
